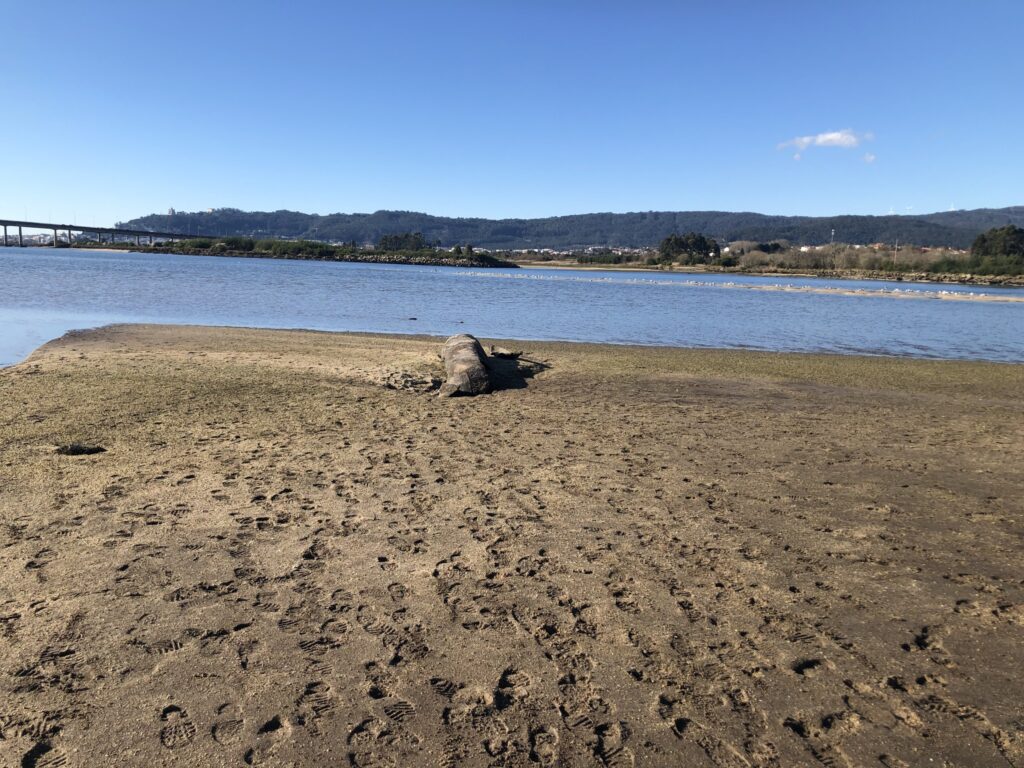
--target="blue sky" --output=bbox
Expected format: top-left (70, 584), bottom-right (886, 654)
top-left (1, 1), bottom-right (1021, 225)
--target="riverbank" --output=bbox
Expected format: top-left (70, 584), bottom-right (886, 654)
top-left (75, 241), bottom-right (518, 269)
top-left (515, 259), bottom-right (1024, 286)
top-left (459, 269), bottom-right (1024, 303)
top-left (1, 325), bottom-right (1022, 766)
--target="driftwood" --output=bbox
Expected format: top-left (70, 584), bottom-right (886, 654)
top-left (439, 334), bottom-right (491, 397)
top-left (489, 345), bottom-right (521, 359)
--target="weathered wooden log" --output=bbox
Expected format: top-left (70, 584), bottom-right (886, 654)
top-left (439, 334), bottom-right (491, 397)
top-left (489, 345), bottom-right (521, 359)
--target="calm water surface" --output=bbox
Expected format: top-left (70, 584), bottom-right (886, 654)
top-left (1, 247), bottom-right (1022, 366)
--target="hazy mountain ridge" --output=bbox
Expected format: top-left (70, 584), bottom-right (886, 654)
top-left (119, 206), bottom-right (1024, 249)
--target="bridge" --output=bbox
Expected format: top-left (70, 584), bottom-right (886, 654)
top-left (0, 218), bottom-right (203, 247)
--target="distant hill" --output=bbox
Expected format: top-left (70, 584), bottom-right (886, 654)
top-left (118, 206), bottom-right (1024, 250)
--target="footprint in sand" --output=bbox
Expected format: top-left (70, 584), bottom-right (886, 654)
top-left (597, 722), bottom-right (635, 768)
top-left (348, 716), bottom-right (421, 767)
top-left (21, 742), bottom-right (69, 768)
top-left (244, 713), bottom-right (292, 763)
top-left (387, 582), bottom-right (409, 601)
top-left (495, 667), bottom-right (531, 709)
top-left (383, 700), bottom-right (416, 723)
top-left (159, 705), bottom-right (198, 749)
top-left (297, 681), bottom-right (336, 719)
top-left (530, 726), bottom-right (559, 766)
top-left (429, 677), bottom-right (461, 699)
top-left (147, 639), bottom-right (184, 655)
top-left (212, 703), bottom-right (245, 745)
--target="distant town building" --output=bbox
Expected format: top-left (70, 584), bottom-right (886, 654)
top-left (168, 208), bottom-right (176, 216)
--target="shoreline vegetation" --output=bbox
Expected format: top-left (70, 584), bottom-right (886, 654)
top-left (77, 236), bottom-right (519, 269)
top-left (65, 224), bottom-right (1024, 286)
top-left (1, 325), bottom-right (1021, 766)
top-left (550, 224), bottom-right (1024, 286)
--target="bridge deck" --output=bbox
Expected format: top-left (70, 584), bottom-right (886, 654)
top-left (0, 218), bottom-right (201, 239)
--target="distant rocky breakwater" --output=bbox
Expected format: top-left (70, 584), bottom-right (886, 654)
top-left (142, 245), bottom-right (518, 269)
top-left (735, 266), bottom-right (1024, 287)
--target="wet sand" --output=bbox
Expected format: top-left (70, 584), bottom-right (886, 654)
top-left (464, 269), bottom-right (1024, 303)
top-left (1, 325), bottom-right (1022, 767)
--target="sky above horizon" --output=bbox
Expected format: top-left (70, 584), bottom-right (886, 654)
top-left (2, 1), bottom-right (1022, 226)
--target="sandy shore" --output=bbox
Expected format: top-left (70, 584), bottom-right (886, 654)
top-left (1, 325), bottom-right (1022, 767)
top-left (459, 269), bottom-right (1024, 303)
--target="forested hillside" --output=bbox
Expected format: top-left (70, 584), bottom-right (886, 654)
top-left (119, 206), bottom-right (1024, 249)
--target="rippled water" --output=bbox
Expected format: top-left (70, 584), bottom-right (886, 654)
top-left (1, 247), bottom-right (1022, 365)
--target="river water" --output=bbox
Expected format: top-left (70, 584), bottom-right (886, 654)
top-left (1, 247), bottom-right (1022, 365)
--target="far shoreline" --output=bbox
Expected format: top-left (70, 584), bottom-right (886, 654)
top-left (14, 243), bottom-right (1024, 287)
top-left (514, 259), bottom-right (1024, 287)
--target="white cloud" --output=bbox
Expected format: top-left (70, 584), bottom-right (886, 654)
top-left (779, 129), bottom-right (872, 160)
top-left (863, 152), bottom-right (876, 163)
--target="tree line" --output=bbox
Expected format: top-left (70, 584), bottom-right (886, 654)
top-left (118, 206), bottom-right (1024, 250)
